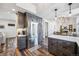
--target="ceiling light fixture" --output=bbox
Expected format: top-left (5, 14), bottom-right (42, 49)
top-left (55, 9), bottom-right (57, 17)
top-left (54, 8), bottom-right (58, 20)
top-left (12, 9), bottom-right (15, 11)
top-left (68, 3), bottom-right (72, 16)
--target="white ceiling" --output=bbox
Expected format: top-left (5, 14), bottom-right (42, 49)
top-left (0, 3), bottom-right (16, 20)
top-left (0, 3), bottom-right (26, 13)
top-left (0, 3), bottom-right (16, 12)
top-left (33, 3), bottom-right (79, 21)
top-left (0, 3), bottom-right (26, 20)
top-left (0, 3), bottom-right (79, 21)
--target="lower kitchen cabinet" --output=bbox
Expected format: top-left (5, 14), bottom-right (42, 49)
top-left (18, 36), bottom-right (27, 50)
top-left (48, 37), bottom-right (78, 56)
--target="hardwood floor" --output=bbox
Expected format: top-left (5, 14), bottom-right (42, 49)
top-left (15, 48), bottom-right (53, 56)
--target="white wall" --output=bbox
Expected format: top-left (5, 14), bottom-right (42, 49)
top-left (0, 19), bottom-right (16, 37)
top-left (76, 16), bottom-right (79, 36)
top-left (42, 19), bottom-right (55, 46)
top-left (0, 12), bottom-right (16, 20)
top-left (48, 21), bottom-right (56, 36)
top-left (42, 19), bottom-right (47, 38)
top-left (16, 3), bottom-right (37, 14)
top-left (42, 18), bottom-right (55, 36)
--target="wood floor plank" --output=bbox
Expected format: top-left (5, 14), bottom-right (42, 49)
top-left (15, 48), bottom-right (53, 56)
top-left (15, 48), bottom-right (22, 56)
top-left (27, 49), bottom-right (34, 56)
top-left (20, 50), bottom-right (26, 56)
top-left (25, 49), bottom-right (33, 56)
top-left (33, 50), bottom-right (45, 56)
top-left (38, 48), bottom-right (52, 56)
top-left (23, 50), bottom-right (28, 56)
top-left (38, 49), bottom-right (48, 55)
top-left (27, 50), bottom-right (36, 56)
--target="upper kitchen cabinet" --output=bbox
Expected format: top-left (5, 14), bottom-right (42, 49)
top-left (17, 12), bottom-right (27, 28)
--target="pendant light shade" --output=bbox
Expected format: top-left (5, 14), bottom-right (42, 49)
top-left (54, 9), bottom-right (58, 20)
top-left (68, 3), bottom-right (72, 16)
top-left (54, 9), bottom-right (58, 17)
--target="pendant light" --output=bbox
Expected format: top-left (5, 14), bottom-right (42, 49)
top-left (54, 8), bottom-right (58, 20)
top-left (68, 3), bottom-right (72, 16)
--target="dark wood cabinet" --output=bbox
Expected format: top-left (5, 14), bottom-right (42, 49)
top-left (17, 36), bottom-right (28, 50)
top-left (18, 37), bottom-right (26, 50)
top-left (48, 38), bottom-right (58, 55)
top-left (17, 12), bottom-right (26, 28)
top-left (48, 37), bottom-right (78, 56)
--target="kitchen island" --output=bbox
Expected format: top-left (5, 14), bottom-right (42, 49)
top-left (49, 35), bottom-right (79, 46)
top-left (48, 35), bottom-right (79, 56)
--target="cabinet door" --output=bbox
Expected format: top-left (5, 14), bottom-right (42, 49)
top-left (57, 39), bottom-right (63, 55)
top-left (48, 38), bottom-right (78, 56)
top-left (48, 38), bottom-right (58, 55)
top-left (18, 37), bottom-right (26, 50)
top-left (17, 12), bottom-right (26, 28)
top-left (62, 41), bottom-right (76, 56)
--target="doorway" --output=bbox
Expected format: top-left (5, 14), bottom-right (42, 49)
top-left (29, 22), bottom-right (40, 51)
top-left (31, 22), bottom-right (38, 46)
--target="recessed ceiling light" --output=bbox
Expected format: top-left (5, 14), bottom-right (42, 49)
top-left (12, 9), bottom-right (15, 11)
